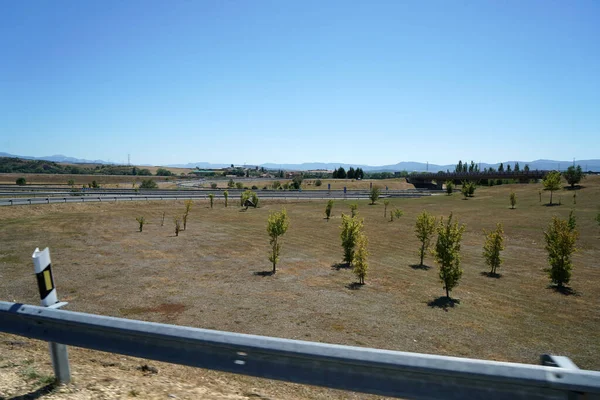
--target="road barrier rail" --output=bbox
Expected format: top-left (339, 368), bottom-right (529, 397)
top-left (1, 301), bottom-right (599, 399)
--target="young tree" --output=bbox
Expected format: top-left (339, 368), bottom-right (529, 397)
top-left (174, 216), bottom-right (182, 237)
top-left (483, 223), bottom-right (505, 275)
top-left (291, 175), bottom-right (303, 190)
top-left (210, 182), bottom-right (218, 189)
top-left (445, 181), bottom-right (454, 195)
top-left (543, 171), bottom-right (562, 205)
top-left (325, 200), bottom-right (334, 221)
top-left (563, 165), bottom-right (583, 189)
top-left (498, 163), bottom-right (504, 172)
top-left (161, 212), bottom-right (165, 227)
top-left (349, 203), bottom-right (358, 218)
top-left (208, 194), bottom-right (214, 208)
top-left (340, 214), bottom-right (364, 266)
top-left (434, 213), bottom-right (466, 299)
top-left (567, 210), bottom-right (576, 232)
top-left (538, 190), bottom-right (542, 203)
top-left (337, 167), bottom-right (347, 179)
top-left (544, 216), bottom-right (578, 289)
top-left (353, 233), bottom-right (369, 284)
top-left (461, 182), bottom-right (470, 199)
top-left (415, 211), bottom-right (436, 266)
top-left (136, 216), bottom-right (146, 232)
top-left (227, 179), bottom-right (235, 188)
top-left (240, 190), bottom-right (258, 208)
top-left (509, 192), bottom-right (516, 209)
top-left (524, 164), bottom-right (530, 172)
top-left (235, 182), bottom-right (244, 189)
top-left (383, 199), bottom-right (390, 217)
top-left (67, 179), bottom-right (75, 187)
top-left (369, 186), bottom-right (380, 205)
top-left (514, 162), bottom-right (520, 172)
top-left (223, 190), bottom-right (229, 207)
top-left (390, 209), bottom-right (403, 222)
top-left (267, 208), bottom-right (290, 274)
top-left (183, 200), bottom-right (193, 230)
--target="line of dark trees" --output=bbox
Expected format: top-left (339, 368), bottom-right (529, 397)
top-left (332, 167), bottom-right (365, 179)
top-left (455, 160), bottom-right (530, 174)
top-left (0, 157), bottom-right (175, 176)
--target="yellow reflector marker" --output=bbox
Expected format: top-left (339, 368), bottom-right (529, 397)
top-left (44, 270), bottom-right (53, 291)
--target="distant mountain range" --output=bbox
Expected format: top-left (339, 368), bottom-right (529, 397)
top-left (1, 152), bottom-right (599, 172)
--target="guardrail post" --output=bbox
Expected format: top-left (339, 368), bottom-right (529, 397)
top-left (32, 248), bottom-right (71, 384)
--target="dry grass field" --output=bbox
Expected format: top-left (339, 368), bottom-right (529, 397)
top-left (1, 177), bottom-right (599, 398)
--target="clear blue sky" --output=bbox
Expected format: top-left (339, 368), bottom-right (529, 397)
top-left (1, 0), bottom-right (599, 166)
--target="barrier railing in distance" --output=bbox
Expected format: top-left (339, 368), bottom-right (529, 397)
top-left (1, 301), bottom-right (599, 399)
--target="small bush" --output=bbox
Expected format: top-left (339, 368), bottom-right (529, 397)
top-left (223, 191), bottom-right (229, 207)
top-left (210, 182), bottom-right (218, 189)
top-left (208, 194), bottom-right (214, 208)
top-left (251, 185), bottom-right (258, 190)
top-left (140, 179), bottom-right (158, 189)
top-left (235, 182), bottom-right (244, 189)
top-left (315, 179), bottom-right (322, 187)
top-left (16, 177), bottom-right (26, 185)
top-left (349, 204), bottom-right (358, 217)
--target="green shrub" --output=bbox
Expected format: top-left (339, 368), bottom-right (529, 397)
top-left (16, 177), bottom-right (26, 185)
top-left (140, 179), bottom-right (158, 189)
top-left (210, 182), bottom-right (218, 189)
top-left (315, 179), bottom-right (322, 187)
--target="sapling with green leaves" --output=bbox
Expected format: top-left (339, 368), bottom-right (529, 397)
top-left (544, 216), bottom-right (578, 289)
top-left (136, 216), bottom-right (146, 232)
top-left (340, 214), bottom-right (364, 266)
top-left (208, 194), bottom-right (214, 208)
top-left (483, 223), bottom-right (505, 275)
top-left (434, 213), bottom-right (466, 299)
top-left (353, 233), bottom-right (369, 285)
top-left (325, 200), bottom-right (334, 221)
top-left (415, 211), bottom-right (436, 267)
top-left (267, 208), bottom-right (290, 274)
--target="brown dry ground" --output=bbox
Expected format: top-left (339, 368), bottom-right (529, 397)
top-left (1, 177), bottom-right (599, 399)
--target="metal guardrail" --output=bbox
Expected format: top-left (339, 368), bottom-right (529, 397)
top-left (1, 301), bottom-right (599, 399)
top-left (0, 192), bottom-right (432, 206)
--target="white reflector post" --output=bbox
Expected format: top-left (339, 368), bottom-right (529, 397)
top-left (32, 247), bottom-right (58, 307)
top-left (31, 247), bottom-right (71, 383)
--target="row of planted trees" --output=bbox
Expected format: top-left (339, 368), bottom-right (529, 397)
top-left (322, 200), bottom-right (580, 298)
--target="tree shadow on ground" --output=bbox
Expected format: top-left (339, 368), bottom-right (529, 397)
top-left (253, 270), bottom-right (274, 277)
top-left (346, 282), bottom-right (363, 290)
top-left (331, 262), bottom-right (351, 270)
top-left (410, 264), bottom-right (431, 271)
top-left (480, 271), bottom-right (502, 279)
top-left (9, 381), bottom-right (57, 400)
top-left (547, 285), bottom-right (579, 296)
top-left (564, 185), bottom-right (585, 190)
top-left (544, 203), bottom-right (562, 207)
top-left (427, 296), bottom-right (460, 311)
